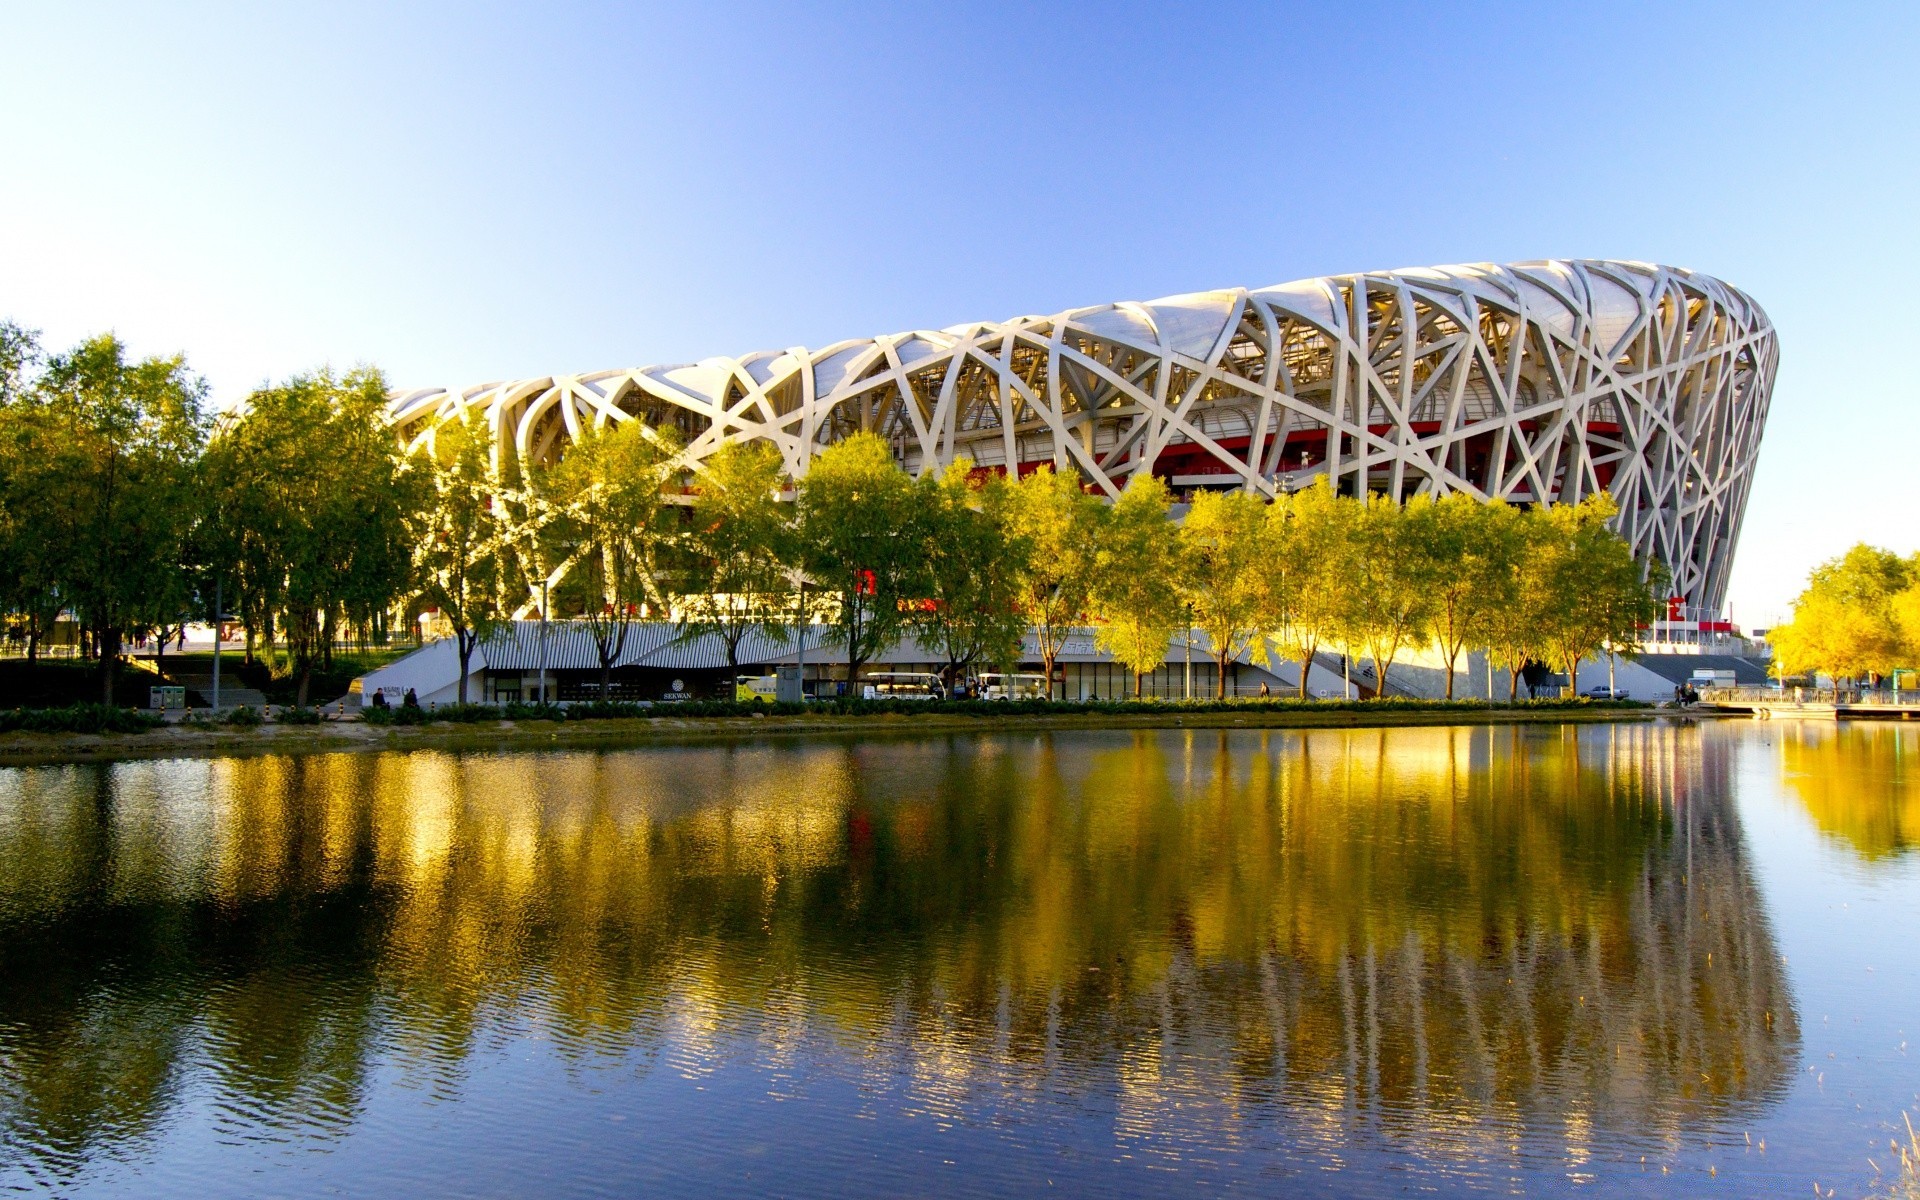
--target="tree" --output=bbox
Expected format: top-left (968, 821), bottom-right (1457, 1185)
top-left (205, 367), bottom-right (414, 706)
top-left (1268, 480), bottom-right (1352, 699)
top-left (415, 415), bottom-right (508, 704)
top-left (795, 433), bottom-right (925, 690)
top-left (1088, 474), bottom-right (1182, 698)
top-left (1419, 492), bottom-right (1518, 700)
top-left (1895, 576), bottom-right (1920, 675)
top-left (1337, 492), bottom-right (1435, 698)
top-left (1006, 466), bottom-right (1100, 700)
top-left (542, 418), bottom-right (682, 700)
top-left (1527, 495), bottom-right (1660, 695)
top-left (0, 320), bottom-right (38, 404)
top-left (910, 460), bottom-right (1030, 690)
top-left (1483, 507), bottom-right (1548, 701)
top-left (677, 440), bottom-right (796, 677)
top-left (1771, 544), bottom-right (1914, 687)
top-left (32, 335), bottom-right (208, 704)
top-left (1178, 489), bottom-right (1270, 698)
top-left (0, 323), bottom-right (70, 668)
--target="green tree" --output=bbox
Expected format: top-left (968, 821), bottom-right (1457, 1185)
top-left (677, 440), bottom-right (796, 676)
top-left (1527, 495), bottom-right (1660, 695)
top-left (32, 335), bottom-right (208, 703)
top-left (542, 419), bottom-right (682, 699)
top-left (1419, 492), bottom-right (1519, 700)
top-left (0, 323), bottom-right (70, 667)
top-left (795, 433), bottom-right (924, 690)
top-left (1484, 507), bottom-right (1549, 701)
top-left (1337, 492), bottom-right (1435, 698)
top-left (1089, 474), bottom-right (1182, 697)
top-left (1006, 466), bottom-right (1100, 700)
top-left (205, 367), bottom-right (414, 706)
top-left (1771, 544), bottom-right (1913, 687)
top-left (1267, 480), bottom-right (1352, 698)
top-left (1178, 489), bottom-right (1270, 698)
top-left (0, 320), bottom-right (38, 404)
top-left (414, 416), bottom-right (508, 704)
top-left (910, 460), bottom-right (1030, 690)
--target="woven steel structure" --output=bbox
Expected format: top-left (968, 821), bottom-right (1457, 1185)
top-left (391, 259), bottom-right (1774, 609)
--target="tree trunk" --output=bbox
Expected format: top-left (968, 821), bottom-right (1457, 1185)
top-left (1443, 649), bottom-right (1457, 700)
top-left (1134, 670), bottom-right (1144, 699)
top-left (1043, 650), bottom-right (1058, 700)
top-left (1217, 652), bottom-right (1230, 700)
top-left (1566, 660), bottom-right (1578, 697)
top-left (457, 626), bottom-right (474, 705)
top-left (1508, 667), bottom-right (1520, 702)
top-left (1297, 652), bottom-right (1313, 699)
top-left (97, 624), bottom-right (119, 706)
top-left (296, 663), bottom-right (312, 708)
top-left (599, 659), bottom-right (612, 701)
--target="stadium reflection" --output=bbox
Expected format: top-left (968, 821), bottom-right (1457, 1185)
top-left (0, 724), bottom-right (1797, 1184)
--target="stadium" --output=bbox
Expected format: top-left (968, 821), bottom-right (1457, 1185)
top-left (391, 259), bottom-right (1775, 614)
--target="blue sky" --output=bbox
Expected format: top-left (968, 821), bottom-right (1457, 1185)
top-left (2, 1), bottom-right (1914, 623)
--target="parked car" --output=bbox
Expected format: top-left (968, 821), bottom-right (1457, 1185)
top-left (1583, 685), bottom-right (1625, 700)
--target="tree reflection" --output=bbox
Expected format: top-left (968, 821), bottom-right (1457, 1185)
top-left (1775, 723), bottom-right (1920, 860)
top-left (0, 724), bottom-right (1797, 1178)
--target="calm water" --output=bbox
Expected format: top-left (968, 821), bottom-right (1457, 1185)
top-left (0, 721), bottom-right (1915, 1197)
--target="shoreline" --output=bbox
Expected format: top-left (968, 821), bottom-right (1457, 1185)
top-left (0, 705), bottom-right (1685, 767)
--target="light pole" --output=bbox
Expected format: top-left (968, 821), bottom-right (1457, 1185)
top-left (211, 578), bottom-right (221, 711)
top-left (538, 577), bottom-right (550, 704)
top-left (1183, 606), bottom-right (1192, 700)
top-left (795, 579), bottom-right (808, 699)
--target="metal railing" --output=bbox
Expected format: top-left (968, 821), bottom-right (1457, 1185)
top-left (1699, 686), bottom-right (1920, 706)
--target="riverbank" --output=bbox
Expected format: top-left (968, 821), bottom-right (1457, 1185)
top-left (0, 703), bottom-right (1671, 766)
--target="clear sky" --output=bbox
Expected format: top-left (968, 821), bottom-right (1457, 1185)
top-left (2, 1), bottom-right (1914, 624)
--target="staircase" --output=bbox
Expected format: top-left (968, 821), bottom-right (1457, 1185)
top-left (159, 667), bottom-right (268, 710)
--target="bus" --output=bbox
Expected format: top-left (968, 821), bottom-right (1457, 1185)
top-left (734, 675), bottom-right (778, 702)
top-left (978, 673), bottom-right (1050, 701)
top-left (860, 672), bottom-right (942, 700)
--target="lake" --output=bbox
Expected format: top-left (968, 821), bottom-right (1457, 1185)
top-left (0, 720), bottom-right (1915, 1197)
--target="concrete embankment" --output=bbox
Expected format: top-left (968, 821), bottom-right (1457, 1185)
top-left (0, 705), bottom-right (1668, 767)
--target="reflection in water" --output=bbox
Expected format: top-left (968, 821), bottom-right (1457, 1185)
top-left (0, 724), bottom-right (1797, 1188)
top-left (1776, 723), bottom-right (1920, 860)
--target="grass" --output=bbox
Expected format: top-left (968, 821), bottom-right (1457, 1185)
top-left (1870, 1112), bottom-right (1920, 1198)
top-left (358, 694), bottom-right (1645, 725)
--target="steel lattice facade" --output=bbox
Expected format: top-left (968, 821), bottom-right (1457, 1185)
top-left (391, 259), bottom-right (1775, 610)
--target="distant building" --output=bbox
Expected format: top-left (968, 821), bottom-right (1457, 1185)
top-left (391, 259), bottom-right (1775, 612)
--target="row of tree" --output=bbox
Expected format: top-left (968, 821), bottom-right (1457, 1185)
top-left (1768, 545), bottom-right (1920, 686)
top-left (0, 321), bottom-right (1664, 706)
top-left (664, 433), bottom-right (1661, 701)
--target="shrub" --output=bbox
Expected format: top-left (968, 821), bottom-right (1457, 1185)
top-left (276, 706), bottom-right (325, 725)
top-left (501, 702), bottom-right (566, 722)
top-left (0, 704), bottom-right (162, 734)
top-left (223, 705), bottom-right (263, 727)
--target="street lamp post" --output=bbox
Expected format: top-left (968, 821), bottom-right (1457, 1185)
top-left (1183, 607), bottom-right (1192, 700)
top-left (539, 577), bottom-right (550, 704)
top-left (211, 579), bottom-right (221, 711)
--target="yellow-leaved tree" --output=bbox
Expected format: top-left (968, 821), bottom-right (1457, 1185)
top-left (1089, 475), bottom-right (1182, 697)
